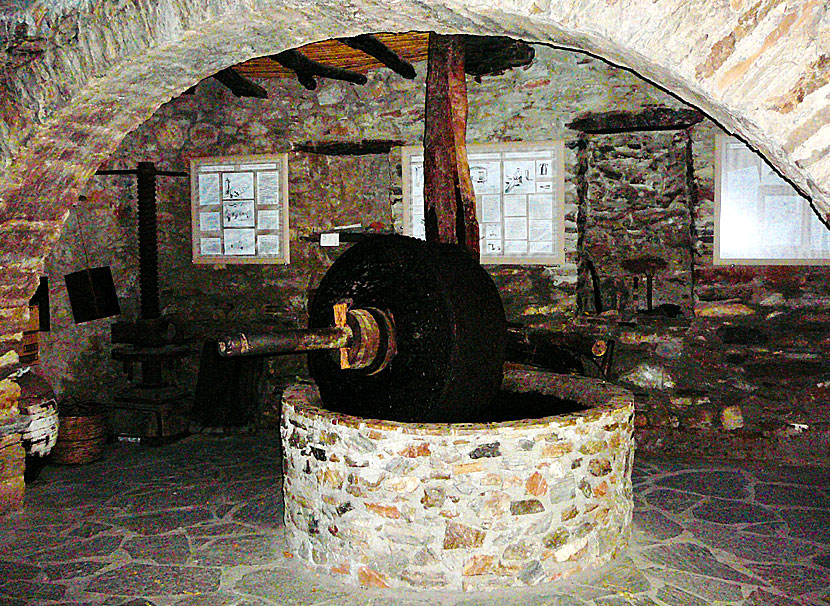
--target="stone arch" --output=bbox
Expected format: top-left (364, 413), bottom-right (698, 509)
top-left (0, 0), bottom-right (827, 340)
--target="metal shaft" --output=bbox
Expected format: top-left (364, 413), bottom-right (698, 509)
top-left (218, 327), bottom-right (351, 357)
top-left (136, 162), bottom-right (160, 320)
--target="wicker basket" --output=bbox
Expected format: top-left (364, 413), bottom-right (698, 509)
top-left (51, 414), bottom-right (108, 465)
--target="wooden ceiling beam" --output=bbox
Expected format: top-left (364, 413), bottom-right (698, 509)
top-left (339, 34), bottom-right (417, 79)
top-left (212, 68), bottom-right (268, 98)
top-left (269, 50), bottom-right (369, 90)
top-left (462, 36), bottom-right (535, 80)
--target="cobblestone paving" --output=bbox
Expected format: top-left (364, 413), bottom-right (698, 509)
top-left (0, 433), bottom-right (828, 605)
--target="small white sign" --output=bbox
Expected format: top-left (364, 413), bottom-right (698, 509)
top-left (529, 220), bottom-right (554, 242)
top-left (504, 195), bottom-right (528, 217)
top-left (528, 194), bottom-right (554, 219)
top-left (258, 234), bottom-right (282, 255)
top-left (198, 173), bottom-right (221, 206)
top-left (223, 199), bottom-right (255, 228)
top-left (485, 239), bottom-right (503, 254)
top-left (320, 232), bottom-right (340, 247)
top-left (505, 217), bottom-right (528, 240)
top-left (222, 172), bottom-right (254, 200)
top-left (505, 240), bottom-right (528, 254)
top-left (258, 171), bottom-right (281, 205)
top-left (257, 210), bottom-right (281, 230)
top-left (481, 195), bottom-right (502, 223)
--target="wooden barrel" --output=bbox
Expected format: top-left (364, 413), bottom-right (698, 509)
top-left (51, 414), bottom-right (108, 464)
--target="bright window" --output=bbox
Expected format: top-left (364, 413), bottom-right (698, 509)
top-left (715, 135), bottom-right (830, 264)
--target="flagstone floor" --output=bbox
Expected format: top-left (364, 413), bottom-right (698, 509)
top-left (0, 432), bottom-right (828, 606)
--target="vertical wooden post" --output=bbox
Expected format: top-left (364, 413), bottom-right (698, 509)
top-left (423, 33), bottom-right (480, 258)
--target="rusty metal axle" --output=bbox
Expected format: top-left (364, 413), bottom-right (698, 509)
top-left (217, 327), bottom-right (350, 357)
top-left (217, 304), bottom-right (397, 374)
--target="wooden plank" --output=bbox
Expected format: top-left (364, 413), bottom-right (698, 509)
top-left (567, 108), bottom-right (705, 134)
top-left (293, 139), bottom-right (406, 156)
top-left (213, 68), bottom-right (268, 98)
top-left (422, 33), bottom-right (479, 256)
top-left (269, 50), bottom-right (368, 90)
top-left (339, 34), bottom-right (417, 79)
top-left (236, 33), bottom-right (430, 79)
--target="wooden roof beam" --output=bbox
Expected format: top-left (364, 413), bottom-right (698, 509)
top-left (462, 36), bottom-right (535, 80)
top-left (213, 68), bottom-right (268, 98)
top-left (339, 34), bottom-right (417, 79)
top-left (269, 50), bottom-right (368, 90)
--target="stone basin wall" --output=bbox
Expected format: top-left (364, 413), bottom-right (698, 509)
top-left (280, 370), bottom-right (635, 591)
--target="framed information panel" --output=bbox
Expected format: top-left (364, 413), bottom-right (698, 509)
top-left (190, 154), bottom-right (289, 264)
top-left (402, 141), bottom-right (565, 264)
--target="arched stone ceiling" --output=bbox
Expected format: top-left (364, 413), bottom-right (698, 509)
top-left (0, 0), bottom-right (827, 326)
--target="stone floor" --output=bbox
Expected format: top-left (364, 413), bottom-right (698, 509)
top-left (0, 432), bottom-right (828, 606)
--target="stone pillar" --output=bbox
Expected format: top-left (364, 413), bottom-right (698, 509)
top-left (0, 377), bottom-right (24, 515)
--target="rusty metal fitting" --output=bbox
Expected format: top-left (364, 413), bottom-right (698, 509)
top-left (217, 303), bottom-right (397, 375)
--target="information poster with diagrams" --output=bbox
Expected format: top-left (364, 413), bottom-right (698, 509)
top-left (190, 154), bottom-right (289, 264)
top-left (402, 142), bottom-right (565, 264)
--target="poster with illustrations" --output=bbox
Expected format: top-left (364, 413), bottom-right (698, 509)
top-left (402, 142), bottom-right (564, 264)
top-left (222, 172), bottom-right (254, 200)
top-left (223, 199), bottom-right (255, 228)
top-left (224, 229), bottom-right (256, 255)
top-left (191, 155), bottom-right (289, 264)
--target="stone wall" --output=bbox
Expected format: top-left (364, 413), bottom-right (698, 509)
top-left (33, 43), bottom-right (830, 463)
top-left (0, 374), bottom-right (24, 514)
top-left (39, 45), bottom-right (680, 408)
top-left (281, 370), bottom-right (635, 591)
top-left (579, 130), bottom-right (694, 316)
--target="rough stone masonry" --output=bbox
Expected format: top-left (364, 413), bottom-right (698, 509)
top-left (281, 370), bottom-right (635, 591)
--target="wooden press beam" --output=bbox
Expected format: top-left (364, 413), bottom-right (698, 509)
top-left (567, 108), bottom-right (705, 134)
top-left (270, 50), bottom-right (368, 90)
top-left (423, 33), bottom-right (479, 257)
top-left (179, 69), bottom-right (267, 98)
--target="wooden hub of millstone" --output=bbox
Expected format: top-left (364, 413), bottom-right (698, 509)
top-left (218, 235), bottom-right (507, 423)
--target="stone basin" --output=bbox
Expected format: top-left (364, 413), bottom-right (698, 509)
top-left (280, 368), bottom-right (635, 592)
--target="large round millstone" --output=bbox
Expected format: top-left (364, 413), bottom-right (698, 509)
top-left (307, 235), bottom-right (506, 423)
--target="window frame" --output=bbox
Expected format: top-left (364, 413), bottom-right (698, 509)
top-left (714, 135), bottom-right (830, 266)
